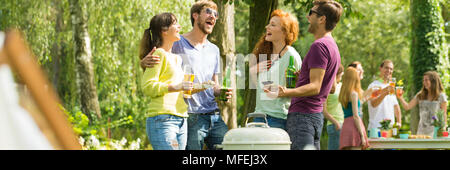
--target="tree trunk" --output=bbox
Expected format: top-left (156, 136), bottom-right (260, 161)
top-left (69, 0), bottom-right (101, 119)
top-left (51, 0), bottom-right (64, 96)
top-left (241, 0), bottom-right (278, 126)
top-left (209, 0), bottom-right (237, 129)
top-left (410, 0), bottom-right (447, 134)
top-left (248, 0), bottom-right (278, 50)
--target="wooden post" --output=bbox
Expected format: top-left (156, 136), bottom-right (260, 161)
top-left (3, 30), bottom-right (81, 150)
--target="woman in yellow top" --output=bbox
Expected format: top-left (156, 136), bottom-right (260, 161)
top-left (139, 13), bottom-right (193, 150)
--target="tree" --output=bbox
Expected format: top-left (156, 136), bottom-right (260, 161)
top-left (410, 0), bottom-right (448, 134)
top-left (50, 0), bottom-right (66, 96)
top-left (69, 0), bottom-right (101, 119)
top-left (209, 0), bottom-right (238, 129)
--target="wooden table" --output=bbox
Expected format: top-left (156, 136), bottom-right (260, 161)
top-left (368, 137), bottom-right (450, 149)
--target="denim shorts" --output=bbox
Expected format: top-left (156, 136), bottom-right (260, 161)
top-left (286, 112), bottom-right (324, 150)
top-left (186, 113), bottom-right (229, 150)
top-left (146, 114), bottom-right (187, 150)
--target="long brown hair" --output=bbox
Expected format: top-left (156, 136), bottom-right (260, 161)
top-left (417, 71), bottom-right (444, 101)
top-left (339, 67), bottom-right (363, 108)
top-left (252, 9), bottom-right (299, 63)
top-left (139, 13), bottom-right (177, 64)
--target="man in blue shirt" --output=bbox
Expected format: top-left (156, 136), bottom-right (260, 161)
top-left (140, 0), bottom-right (232, 150)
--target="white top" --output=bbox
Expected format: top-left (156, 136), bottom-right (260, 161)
top-left (367, 80), bottom-right (399, 129)
top-left (254, 46), bottom-right (302, 119)
top-left (415, 92), bottom-right (448, 136)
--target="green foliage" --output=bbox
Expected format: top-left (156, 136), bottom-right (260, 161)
top-left (411, 0), bottom-right (448, 96)
top-left (61, 105), bottom-right (95, 137)
top-left (283, 0), bottom-right (363, 33)
top-left (0, 0), bottom-right (55, 64)
top-left (411, 0), bottom-right (449, 130)
top-left (380, 119), bottom-right (392, 130)
top-left (333, 0), bottom-right (411, 89)
top-left (235, 1), bottom-right (250, 54)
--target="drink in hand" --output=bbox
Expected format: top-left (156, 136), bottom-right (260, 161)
top-left (183, 65), bottom-right (195, 98)
top-left (220, 68), bottom-right (232, 101)
top-left (285, 56), bottom-right (297, 89)
top-left (183, 74), bottom-right (195, 98)
top-left (396, 86), bottom-right (403, 97)
top-left (389, 78), bottom-right (396, 95)
top-left (371, 86), bottom-right (381, 98)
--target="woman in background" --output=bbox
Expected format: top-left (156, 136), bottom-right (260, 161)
top-left (339, 67), bottom-right (371, 150)
top-left (397, 71), bottom-right (448, 136)
top-left (348, 61), bottom-right (364, 80)
top-left (323, 64), bottom-right (344, 150)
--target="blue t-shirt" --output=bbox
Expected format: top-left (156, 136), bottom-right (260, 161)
top-left (172, 36), bottom-right (221, 113)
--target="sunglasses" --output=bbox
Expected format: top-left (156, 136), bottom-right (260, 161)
top-left (309, 9), bottom-right (323, 16)
top-left (205, 8), bottom-right (219, 19)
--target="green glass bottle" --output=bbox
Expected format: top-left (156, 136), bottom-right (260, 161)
top-left (285, 56), bottom-right (296, 88)
top-left (392, 123), bottom-right (399, 139)
top-left (220, 68), bottom-right (231, 101)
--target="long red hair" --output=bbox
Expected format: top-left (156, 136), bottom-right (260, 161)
top-left (339, 67), bottom-right (363, 108)
top-left (251, 9), bottom-right (299, 63)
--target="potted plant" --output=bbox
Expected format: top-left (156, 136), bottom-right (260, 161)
top-left (379, 119), bottom-right (392, 138)
top-left (432, 110), bottom-right (445, 138)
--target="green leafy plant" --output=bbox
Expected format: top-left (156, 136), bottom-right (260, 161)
top-left (432, 110), bottom-right (445, 128)
top-left (379, 119), bottom-right (392, 130)
top-left (411, 0), bottom-right (449, 96)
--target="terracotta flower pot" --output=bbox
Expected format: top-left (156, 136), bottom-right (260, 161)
top-left (381, 129), bottom-right (392, 138)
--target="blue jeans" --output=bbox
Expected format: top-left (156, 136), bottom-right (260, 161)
top-left (253, 115), bottom-right (287, 130)
top-left (326, 124), bottom-right (341, 150)
top-left (186, 113), bottom-right (229, 150)
top-left (146, 115), bottom-right (187, 150)
top-left (286, 112), bottom-right (324, 150)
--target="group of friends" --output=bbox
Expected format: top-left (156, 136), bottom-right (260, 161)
top-left (138, 0), bottom-right (448, 150)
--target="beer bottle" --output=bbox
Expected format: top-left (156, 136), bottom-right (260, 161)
top-left (285, 56), bottom-right (296, 88)
top-left (220, 68), bottom-right (231, 101)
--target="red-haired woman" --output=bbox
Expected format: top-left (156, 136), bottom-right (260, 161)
top-left (339, 67), bottom-right (372, 150)
top-left (250, 9), bottom-right (302, 130)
